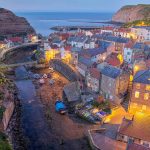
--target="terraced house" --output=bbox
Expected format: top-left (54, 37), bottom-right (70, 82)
top-left (129, 69), bottom-right (150, 114)
top-left (100, 65), bottom-right (129, 104)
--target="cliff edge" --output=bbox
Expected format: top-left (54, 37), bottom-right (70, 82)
top-left (112, 4), bottom-right (150, 23)
top-left (0, 8), bottom-right (35, 35)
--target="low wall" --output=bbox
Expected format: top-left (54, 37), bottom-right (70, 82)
top-left (2, 101), bottom-right (15, 130)
top-left (87, 129), bottom-right (106, 150)
top-left (0, 43), bottom-right (39, 61)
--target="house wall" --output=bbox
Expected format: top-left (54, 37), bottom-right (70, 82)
top-left (100, 74), bottom-right (117, 101)
top-left (129, 83), bottom-right (150, 114)
top-left (107, 43), bottom-right (116, 55)
top-left (131, 28), bottom-right (150, 42)
top-left (123, 48), bottom-right (133, 63)
top-left (76, 62), bottom-right (88, 77)
top-left (86, 74), bottom-right (100, 92)
top-left (118, 73), bottom-right (129, 95)
top-left (117, 134), bottom-right (150, 148)
top-left (71, 52), bottom-right (78, 65)
top-left (91, 52), bottom-right (107, 63)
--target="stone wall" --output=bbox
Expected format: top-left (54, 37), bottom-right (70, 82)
top-left (2, 101), bottom-right (15, 130)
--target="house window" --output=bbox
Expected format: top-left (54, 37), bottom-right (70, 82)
top-left (146, 85), bottom-right (150, 91)
top-left (127, 52), bottom-right (130, 55)
top-left (135, 91), bottom-right (140, 98)
top-left (136, 84), bottom-right (140, 89)
top-left (133, 103), bottom-right (137, 108)
top-left (144, 93), bottom-right (149, 100)
top-left (142, 105), bottom-right (146, 111)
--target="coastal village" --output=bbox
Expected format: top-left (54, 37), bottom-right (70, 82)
top-left (0, 4), bottom-right (150, 150)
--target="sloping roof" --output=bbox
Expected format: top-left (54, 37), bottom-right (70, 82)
top-left (78, 56), bottom-right (93, 67)
top-left (105, 53), bottom-right (121, 67)
top-left (118, 114), bottom-right (150, 142)
top-left (99, 41), bottom-right (112, 49)
top-left (133, 43), bottom-right (150, 51)
top-left (133, 69), bottom-right (150, 84)
top-left (103, 36), bottom-right (129, 43)
top-left (88, 68), bottom-right (101, 79)
top-left (80, 47), bottom-right (107, 58)
top-left (63, 82), bottom-right (80, 102)
top-left (128, 143), bottom-right (150, 150)
top-left (133, 26), bottom-right (150, 31)
top-left (101, 65), bottom-right (121, 79)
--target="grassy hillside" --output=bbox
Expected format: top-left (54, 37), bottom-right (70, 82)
top-left (123, 19), bottom-right (150, 28)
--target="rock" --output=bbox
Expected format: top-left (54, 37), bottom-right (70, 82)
top-left (0, 8), bottom-right (35, 35)
top-left (112, 4), bottom-right (150, 23)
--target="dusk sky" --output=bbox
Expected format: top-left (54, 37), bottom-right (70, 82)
top-left (0, 0), bottom-right (150, 12)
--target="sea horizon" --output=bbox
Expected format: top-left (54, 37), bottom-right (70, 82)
top-left (16, 12), bottom-right (114, 36)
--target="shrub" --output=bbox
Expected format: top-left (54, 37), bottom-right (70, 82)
top-left (0, 106), bottom-right (5, 121)
top-left (0, 132), bottom-right (12, 150)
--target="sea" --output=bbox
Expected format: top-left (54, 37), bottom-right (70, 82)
top-left (16, 12), bottom-right (114, 36)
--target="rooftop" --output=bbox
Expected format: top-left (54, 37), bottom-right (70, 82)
top-left (133, 43), bottom-right (150, 51)
top-left (80, 47), bottom-right (107, 58)
top-left (118, 113), bottom-right (150, 142)
top-left (89, 125), bottom-right (126, 150)
top-left (134, 69), bottom-right (150, 84)
top-left (101, 65), bottom-right (121, 79)
top-left (127, 143), bottom-right (150, 150)
top-left (133, 26), bottom-right (150, 30)
top-left (105, 53), bottom-right (121, 67)
top-left (88, 68), bottom-right (101, 79)
top-left (78, 56), bottom-right (93, 67)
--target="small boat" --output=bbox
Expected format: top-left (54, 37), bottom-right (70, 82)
top-left (55, 100), bottom-right (67, 115)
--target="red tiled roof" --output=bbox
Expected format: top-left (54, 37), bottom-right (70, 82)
top-left (125, 40), bottom-right (135, 48)
top-left (128, 143), bottom-right (150, 150)
top-left (88, 68), bottom-right (101, 79)
top-left (64, 45), bottom-right (71, 51)
top-left (8, 37), bottom-right (23, 43)
top-left (115, 28), bottom-right (131, 33)
top-left (106, 53), bottom-right (121, 67)
top-left (102, 26), bottom-right (114, 30)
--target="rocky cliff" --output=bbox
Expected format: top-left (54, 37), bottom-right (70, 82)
top-left (112, 4), bottom-right (150, 23)
top-left (0, 8), bottom-right (35, 35)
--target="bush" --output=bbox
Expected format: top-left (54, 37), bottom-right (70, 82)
top-left (0, 106), bottom-right (5, 121)
top-left (92, 100), bottom-right (110, 110)
top-left (0, 132), bottom-right (12, 150)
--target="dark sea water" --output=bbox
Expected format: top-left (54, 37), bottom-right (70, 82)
top-left (16, 12), bottom-right (113, 36)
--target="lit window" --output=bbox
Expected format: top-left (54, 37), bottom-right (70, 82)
top-left (144, 93), bottom-right (149, 100)
top-left (133, 103), bottom-right (137, 108)
top-left (142, 105), bottom-right (146, 111)
top-left (135, 91), bottom-right (140, 98)
top-left (136, 84), bottom-right (140, 89)
top-left (146, 85), bottom-right (150, 91)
